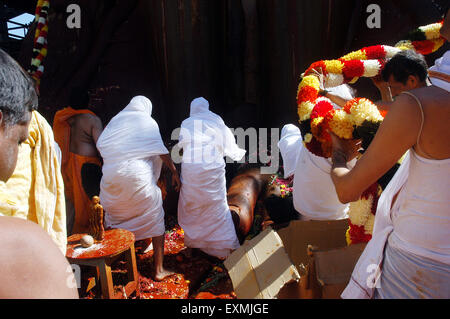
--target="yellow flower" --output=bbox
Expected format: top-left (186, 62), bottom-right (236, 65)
top-left (311, 116), bottom-right (324, 138)
top-left (395, 40), bottom-right (414, 51)
top-left (345, 228), bottom-right (352, 246)
top-left (324, 60), bottom-right (344, 74)
top-left (348, 196), bottom-right (373, 227)
top-left (420, 22), bottom-right (443, 40)
top-left (433, 38), bottom-right (445, 52)
top-left (298, 101), bottom-right (315, 121)
top-left (298, 75), bottom-right (321, 91)
top-left (329, 110), bottom-right (354, 139)
top-left (348, 98), bottom-right (383, 126)
top-left (340, 49), bottom-right (367, 61)
top-left (304, 133), bottom-right (313, 143)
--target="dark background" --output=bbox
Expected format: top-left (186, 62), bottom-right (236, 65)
top-left (1, 0), bottom-right (449, 141)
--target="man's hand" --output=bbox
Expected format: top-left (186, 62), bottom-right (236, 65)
top-left (371, 74), bottom-right (393, 102)
top-left (329, 131), bottom-right (362, 163)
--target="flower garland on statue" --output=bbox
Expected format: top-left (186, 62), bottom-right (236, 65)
top-left (297, 21), bottom-right (444, 245)
top-left (268, 174), bottom-right (294, 198)
top-left (29, 0), bottom-right (50, 90)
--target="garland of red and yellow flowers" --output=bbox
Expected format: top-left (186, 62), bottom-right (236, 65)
top-left (296, 21), bottom-right (445, 245)
top-left (29, 0), bottom-right (50, 89)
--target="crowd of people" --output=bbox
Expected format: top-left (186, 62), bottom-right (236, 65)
top-left (0, 7), bottom-right (448, 299)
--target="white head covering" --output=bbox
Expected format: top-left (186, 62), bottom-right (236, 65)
top-left (178, 97), bottom-right (246, 165)
top-left (278, 124), bottom-right (303, 178)
top-left (97, 96), bottom-right (168, 163)
top-left (190, 97), bottom-right (210, 116)
top-left (429, 50), bottom-right (450, 92)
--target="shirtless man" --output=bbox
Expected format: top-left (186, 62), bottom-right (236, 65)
top-left (53, 87), bottom-right (104, 234)
top-left (332, 8), bottom-right (450, 298)
top-left (0, 48), bottom-right (78, 299)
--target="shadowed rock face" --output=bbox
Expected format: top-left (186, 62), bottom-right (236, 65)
top-left (16, 0), bottom-right (448, 142)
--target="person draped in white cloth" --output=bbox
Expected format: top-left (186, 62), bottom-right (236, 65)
top-left (278, 124), bottom-right (303, 179)
top-left (332, 10), bottom-right (450, 299)
top-left (177, 97), bottom-right (246, 259)
top-left (97, 96), bottom-right (180, 281)
top-left (292, 84), bottom-right (356, 221)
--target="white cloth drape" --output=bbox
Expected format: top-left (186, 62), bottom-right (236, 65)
top-left (293, 147), bottom-right (356, 220)
top-left (97, 96), bottom-right (169, 240)
top-left (342, 149), bottom-right (450, 299)
top-left (278, 124), bottom-right (303, 178)
top-left (177, 97), bottom-right (245, 259)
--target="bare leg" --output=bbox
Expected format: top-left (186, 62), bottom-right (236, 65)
top-left (153, 234), bottom-right (175, 281)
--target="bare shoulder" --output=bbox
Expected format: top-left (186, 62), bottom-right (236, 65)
top-left (0, 217), bottom-right (79, 299)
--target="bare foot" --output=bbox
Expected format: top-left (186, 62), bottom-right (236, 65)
top-left (154, 269), bottom-right (176, 282)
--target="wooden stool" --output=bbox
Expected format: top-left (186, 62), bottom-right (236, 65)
top-left (66, 229), bottom-right (139, 299)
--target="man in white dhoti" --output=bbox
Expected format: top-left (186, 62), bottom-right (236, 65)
top-left (292, 84), bottom-right (356, 220)
top-left (278, 124), bottom-right (302, 179)
top-left (97, 96), bottom-right (180, 281)
top-left (177, 97), bottom-right (246, 259)
top-left (333, 9), bottom-right (450, 299)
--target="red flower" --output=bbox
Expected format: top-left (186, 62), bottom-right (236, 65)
top-left (412, 40), bottom-right (435, 55)
top-left (343, 97), bottom-right (362, 114)
top-left (311, 100), bottom-right (334, 119)
top-left (362, 45), bottom-right (386, 60)
top-left (305, 135), bottom-right (325, 157)
top-left (342, 60), bottom-right (365, 82)
top-left (361, 182), bottom-right (379, 200)
top-left (297, 85), bottom-right (319, 104)
top-left (348, 221), bottom-right (372, 244)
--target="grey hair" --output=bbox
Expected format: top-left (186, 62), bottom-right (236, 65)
top-left (0, 48), bottom-right (38, 126)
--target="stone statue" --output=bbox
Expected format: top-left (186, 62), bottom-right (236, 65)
top-left (89, 196), bottom-right (105, 241)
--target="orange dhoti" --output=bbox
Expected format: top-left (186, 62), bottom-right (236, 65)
top-left (64, 153), bottom-right (102, 233)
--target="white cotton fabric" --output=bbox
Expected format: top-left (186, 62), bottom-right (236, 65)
top-left (177, 97), bottom-right (245, 259)
top-left (327, 84), bottom-right (355, 109)
top-left (293, 147), bottom-right (356, 221)
top-left (96, 96), bottom-right (169, 240)
top-left (278, 124), bottom-right (303, 178)
top-left (429, 50), bottom-right (450, 93)
top-left (342, 150), bottom-right (450, 299)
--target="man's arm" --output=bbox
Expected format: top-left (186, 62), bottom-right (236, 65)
top-left (90, 115), bottom-right (103, 145)
top-left (372, 76), bottom-right (393, 112)
top-left (0, 217), bottom-right (79, 299)
top-left (330, 94), bottom-right (421, 203)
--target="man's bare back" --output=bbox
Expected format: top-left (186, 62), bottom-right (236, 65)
top-left (68, 113), bottom-right (103, 158)
top-left (406, 85), bottom-right (450, 160)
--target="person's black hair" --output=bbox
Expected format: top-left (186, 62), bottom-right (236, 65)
top-left (381, 50), bottom-right (428, 85)
top-left (69, 86), bottom-right (90, 110)
top-left (0, 49), bottom-right (38, 126)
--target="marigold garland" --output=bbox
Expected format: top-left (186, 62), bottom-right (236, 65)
top-left (297, 21), bottom-right (445, 244)
top-left (29, 0), bottom-right (50, 89)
